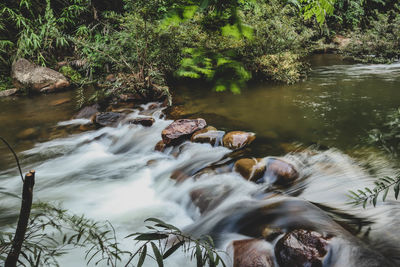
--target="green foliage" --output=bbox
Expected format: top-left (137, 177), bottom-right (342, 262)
top-left (125, 218), bottom-right (226, 267)
top-left (240, 0), bottom-right (315, 83)
top-left (329, 0), bottom-right (365, 29)
top-left (0, 0), bottom-right (91, 67)
top-left (342, 12), bottom-right (400, 63)
top-left (0, 202), bottom-right (224, 266)
top-left (348, 175), bottom-right (400, 208)
top-left (0, 202), bottom-right (125, 266)
top-left (299, 0), bottom-right (336, 25)
top-left (369, 108), bottom-right (400, 157)
top-left (0, 0), bottom-right (337, 95)
top-left (349, 107), bottom-right (400, 208)
top-left (0, 76), bottom-right (13, 91)
top-left (254, 52), bottom-right (306, 84)
top-left (177, 48), bottom-right (251, 93)
top-left (60, 65), bottom-right (82, 83)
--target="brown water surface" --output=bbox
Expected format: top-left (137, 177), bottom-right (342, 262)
top-left (0, 91), bottom-right (76, 169)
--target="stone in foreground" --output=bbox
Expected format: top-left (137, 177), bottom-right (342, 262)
top-left (262, 158), bottom-right (299, 185)
top-left (223, 131), bottom-right (256, 150)
top-left (191, 126), bottom-right (225, 146)
top-left (155, 140), bottom-right (166, 152)
top-left (12, 58), bottom-right (70, 93)
top-left (234, 158), bottom-right (266, 182)
top-left (275, 230), bottom-right (329, 267)
top-left (162, 118), bottom-right (207, 146)
top-left (230, 239), bottom-right (274, 267)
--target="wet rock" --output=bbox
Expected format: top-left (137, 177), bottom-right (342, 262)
top-left (161, 118), bottom-right (207, 146)
top-left (275, 230), bottom-right (329, 267)
top-left (74, 104), bottom-right (100, 119)
top-left (146, 159), bottom-right (158, 166)
top-left (191, 126), bottom-right (225, 146)
top-left (155, 140), bottom-right (166, 152)
top-left (259, 158), bottom-right (299, 185)
top-left (170, 169), bottom-right (190, 182)
top-left (230, 239), bottom-right (274, 267)
top-left (128, 117), bottom-right (155, 127)
top-left (50, 98), bottom-right (71, 106)
top-left (93, 112), bottom-right (124, 127)
top-left (12, 58), bottom-right (70, 93)
top-left (78, 124), bottom-right (95, 132)
top-left (190, 186), bottom-right (231, 214)
top-left (223, 131), bottom-right (256, 150)
top-left (193, 163), bottom-right (234, 178)
top-left (17, 128), bottom-right (39, 140)
top-left (0, 88), bottom-right (19, 97)
top-left (234, 158), bottom-right (266, 182)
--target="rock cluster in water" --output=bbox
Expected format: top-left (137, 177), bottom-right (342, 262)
top-left (63, 100), bottom-right (390, 267)
top-left (155, 118), bottom-right (256, 152)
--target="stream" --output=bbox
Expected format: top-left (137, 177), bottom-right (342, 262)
top-left (1, 55), bottom-right (400, 266)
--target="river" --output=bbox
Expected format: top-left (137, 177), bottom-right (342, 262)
top-left (1, 55), bottom-right (400, 266)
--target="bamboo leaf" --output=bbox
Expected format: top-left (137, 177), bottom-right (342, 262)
top-left (363, 198), bottom-right (368, 209)
top-left (357, 190), bottom-right (367, 196)
top-left (134, 233), bottom-right (168, 241)
top-left (137, 245), bottom-right (147, 267)
top-left (206, 247), bottom-right (215, 267)
top-left (163, 241), bottom-right (185, 259)
top-left (373, 195), bottom-right (378, 207)
top-left (145, 218), bottom-right (180, 231)
top-left (196, 243), bottom-right (202, 267)
top-left (394, 181), bottom-right (400, 199)
top-left (382, 187), bottom-right (390, 202)
top-left (151, 242), bottom-right (164, 267)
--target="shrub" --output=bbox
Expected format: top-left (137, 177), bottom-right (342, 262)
top-left (343, 13), bottom-right (400, 63)
top-left (254, 52), bottom-right (306, 84)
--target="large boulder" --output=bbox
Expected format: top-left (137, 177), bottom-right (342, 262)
top-left (161, 118), bottom-right (207, 146)
top-left (234, 158), bottom-right (266, 182)
top-left (223, 131), bottom-right (256, 150)
top-left (191, 126), bottom-right (225, 146)
top-left (275, 230), bottom-right (329, 267)
top-left (229, 239), bottom-right (274, 267)
top-left (12, 59), bottom-right (70, 93)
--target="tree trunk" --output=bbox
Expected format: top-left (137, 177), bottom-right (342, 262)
top-left (5, 170), bottom-right (35, 267)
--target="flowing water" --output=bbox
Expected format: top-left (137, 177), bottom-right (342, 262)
top-left (1, 55), bottom-right (400, 266)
